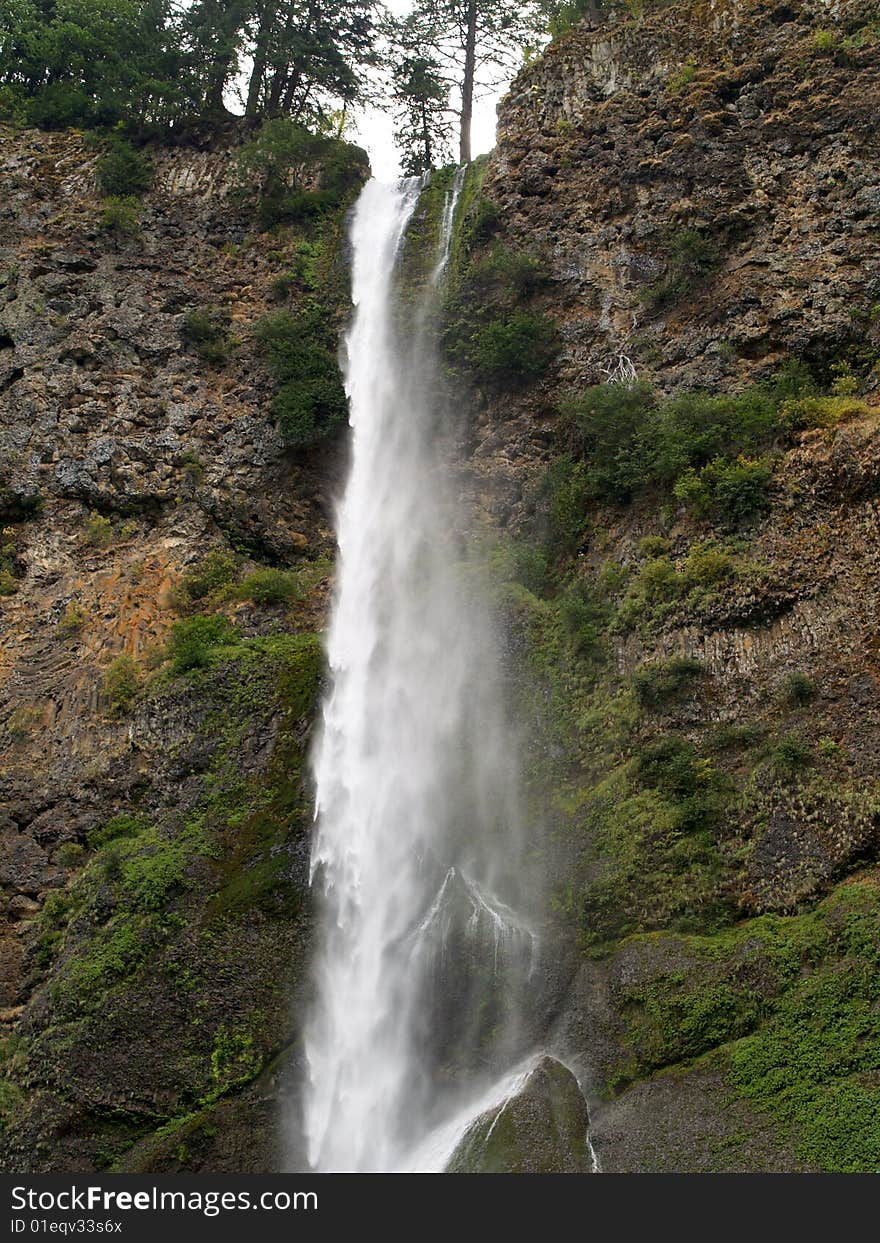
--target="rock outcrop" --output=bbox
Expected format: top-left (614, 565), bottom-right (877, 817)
top-left (448, 1057), bottom-right (592, 1174)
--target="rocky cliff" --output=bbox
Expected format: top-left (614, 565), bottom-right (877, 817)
top-left (0, 126), bottom-right (357, 1170)
top-left (460, 0), bottom-right (880, 1172)
top-left (2, 0), bottom-right (880, 1174)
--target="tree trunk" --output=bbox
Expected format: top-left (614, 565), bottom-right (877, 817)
top-left (421, 99), bottom-right (432, 172)
top-left (459, 0), bottom-right (477, 164)
top-left (205, 57), bottom-right (232, 113)
top-left (246, 2), bottom-right (278, 118)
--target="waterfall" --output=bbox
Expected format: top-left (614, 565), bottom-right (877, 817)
top-left (303, 175), bottom-right (539, 1174)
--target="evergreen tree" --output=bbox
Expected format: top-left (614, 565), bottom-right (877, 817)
top-left (401, 0), bottom-right (545, 164)
top-left (390, 14), bottom-right (454, 176)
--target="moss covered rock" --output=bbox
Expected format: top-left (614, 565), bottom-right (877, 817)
top-left (448, 1057), bottom-right (591, 1173)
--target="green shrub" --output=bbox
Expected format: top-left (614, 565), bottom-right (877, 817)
top-left (180, 550), bottom-right (239, 602)
top-left (55, 842), bottom-right (84, 867)
top-left (97, 137), bottom-right (153, 198)
top-left (536, 456), bottom-right (591, 553)
top-left (100, 196), bottom-right (141, 236)
top-left (784, 673), bottom-right (817, 707)
top-left (84, 511), bottom-right (114, 548)
top-left (468, 244), bottom-right (548, 301)
top-left (233, 119), bottom-right (367, 228)
top-left (559, 580), bottom-right (612, 660)
top-left (492, 540), bottom-right (550, 597)
top-left (560, 370), bottom-right (817, 509)
top-left (465, 310), bottom-right (559, 387)
top-left (441, 235), bottom-right (557, 389)
top-left (255, 310), bottom-right (347, 445)
top-left (639, 535), bottom-right (672, 558)
top-left (636, 736), bottom-right (730, 831)
top-left (667, 59), bottom-right (697, 95)
top-left (642, 228), bottom-right (718, 310)
top-left (561, 382), bottom-right (655, 501)
top-left (237, 568), bottom-right (301, 606)
top-left (181, 309), bottom-right (231, 367)
top-left (546, 0), bottom-right (596, 38)
top-left (673, 456), bottom-right (774, 526)
top-left (57, 602), bottom-right (87, 636)
top-left (633, 656), bottom-right (704, 707)
top-left (0, 569), bottom-right (18, 596)
top-left (165, 615), bottom-right (238, 674)
top-left (103, 654), bottom-right (141, 713)
top-left (683, 540), bottom-right (734, 584)
top-left (770, 734), bottom-right (814, 773)
top-left (87, 814), bottom-right (146, 851)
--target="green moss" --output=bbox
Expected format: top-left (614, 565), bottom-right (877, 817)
top-left (179, 550), bottom-right (239, 602)
top-left (181, 308), bottom-right (231, 367)
top-left (208, 1028), bottom-right (261, 1099)
top-left (255, 308), bottom-right (347, 446)
top-left (633, 656), bottom-right (704, 708)
top-left (102, 654), bottom-right (141, 714)
top-left (236, 568), bottom-right (302, 606)
top-left (727, 877), bottom-right (880, 1171)
top-left (164, 615), bottom-right (240, 675)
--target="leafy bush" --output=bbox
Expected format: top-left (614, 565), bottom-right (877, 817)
top-left (84, 511), bottom-right (114, 548)
top-left (237, 568), bottom-right (302, 606)
top-left (465, 310), bottom-right (558, 387)
top-left (636, 736), bottom-right (730, 832)
top-left (97, 137), bottom-right (153, 198)
top-left (88, 814), bottom-right (146, 851)
top-left (58, 602), bottom-right (87, 636)
top-left (468, 244), bottom-right (548, 301)
top-left (784, 673), bottom-right (817, 707)
top-left (667, 59), bottom-right (697, 95)
top-left (103, 654), bottom-right (141, 713)
top-left (536, 456), bottom-right (591, 553)
top-left (673, 455), bottom-right (774, 526)
top-left (561, 382), bottom-right (655, 502)
top-left (255, 310), bottom-right (347, 445)
top-left (559, 579), bottom-right (612, 660)
top-left (633, 656), bottom-right (704, 708)
top-left (770, 734), bottom-right (814, 773)
top-left (181, 308), bottom-right (231, 366)
top-left (560, 369), bottom-right (818, 511)
top-left (642, 228), bottom-right (718, 310)
top-left (180, 550), bottom-right (239, 602)
top-left (233, 119), bottom-right (368, 228)
top-left (442, 239), bottom-right (557, 389)
top-left (165, 615), bottom-right (238, 674)
top-left (100, 196), bottom-right (141, 236)
top-left (491, 540), bottom-right (550, 597)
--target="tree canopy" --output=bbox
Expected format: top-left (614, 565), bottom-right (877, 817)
top-left (0, 0), bottom-right (560, 166)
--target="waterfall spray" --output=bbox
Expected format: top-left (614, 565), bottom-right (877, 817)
top-left (303, 175), bottom-right (539, 1174)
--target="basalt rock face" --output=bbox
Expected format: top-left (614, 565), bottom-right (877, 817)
top-left (0, 126), bottom-right (352, 1170)
top-left (466, 0), bottom-right (880, 528)
top-left (492, 0), bottom-right (879, 395)
top-left (458, 0), bottom-right (880, 1173)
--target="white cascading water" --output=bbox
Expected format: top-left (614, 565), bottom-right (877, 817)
top-left (304, 176), bottom-right (539, 1174)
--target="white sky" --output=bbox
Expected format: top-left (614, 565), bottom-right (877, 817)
top-left (353, 0), bottom-right (508, 180)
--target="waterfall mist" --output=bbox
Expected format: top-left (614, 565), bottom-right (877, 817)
top-left (302, 176), bottom-right (543, 1174)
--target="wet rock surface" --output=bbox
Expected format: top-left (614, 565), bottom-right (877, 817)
top-left (448, 1057), bottom-right (591, 1173)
